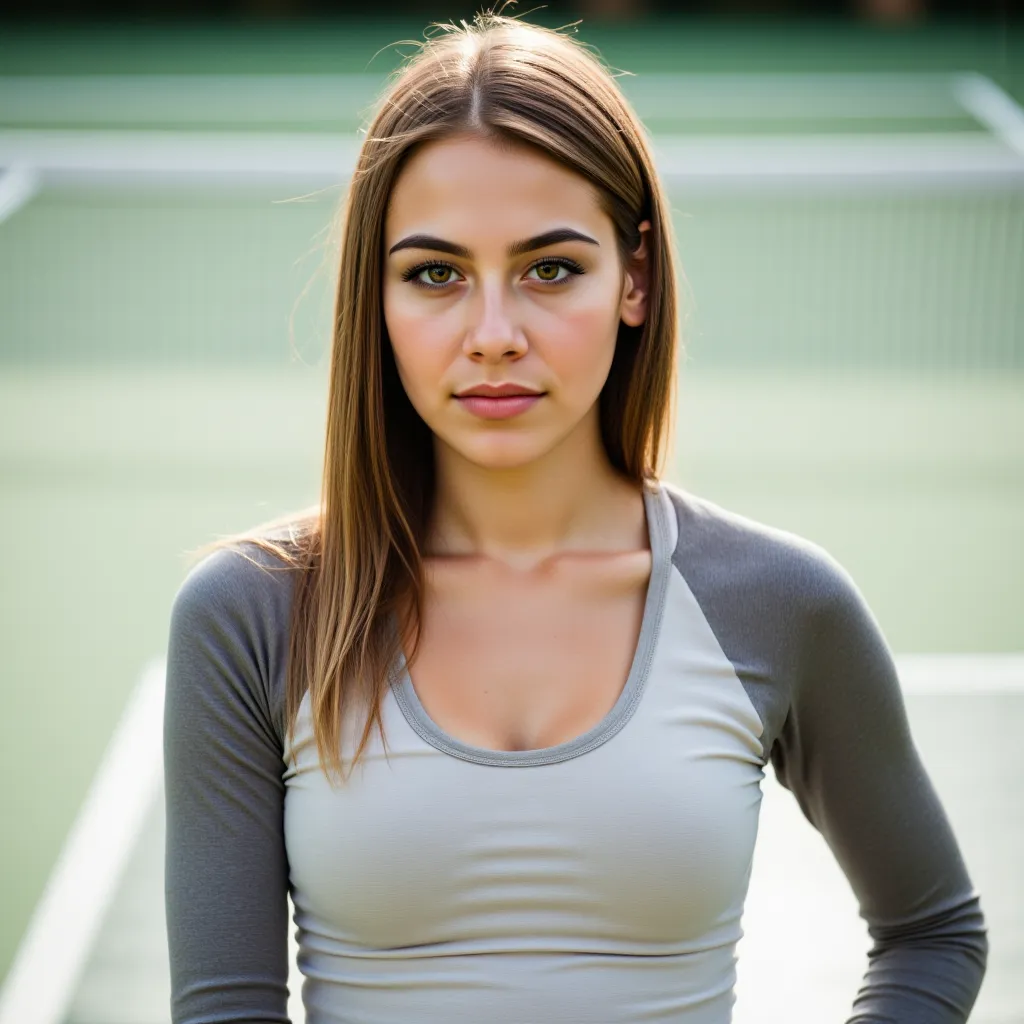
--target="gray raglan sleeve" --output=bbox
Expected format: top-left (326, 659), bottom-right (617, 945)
top-left (773, 556), bottom-right (988, 1022)
top-left (163, 546), bottom-right (295, 1024)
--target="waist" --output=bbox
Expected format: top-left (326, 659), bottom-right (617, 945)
top-left (298, 941), bottom-right (738, 1024)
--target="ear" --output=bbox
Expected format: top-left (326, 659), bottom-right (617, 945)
top-left (619, 220), bottom-right (652, 329)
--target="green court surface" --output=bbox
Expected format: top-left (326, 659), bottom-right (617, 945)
top-left (1, 19), bottom-right (1022, 1023)
top-left (0, 19), bottom-right (1021, 90)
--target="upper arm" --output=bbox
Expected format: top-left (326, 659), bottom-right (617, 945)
top-left (771, 557), bottom-right (987, 1023)
top-left (163, 548), bottom-right (293, 1024)
top-left (772, 563), bottom-right (976, 927)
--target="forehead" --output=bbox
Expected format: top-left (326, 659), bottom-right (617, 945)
top-left (385, 134), bottom-right (611, 248)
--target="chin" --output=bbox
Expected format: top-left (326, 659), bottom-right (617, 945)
top-left (448, 433), bottom-right (558, 472)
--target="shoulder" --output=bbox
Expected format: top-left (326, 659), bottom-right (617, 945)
top-left (167, 537), bottom-right (306, 743)
top-left (656, 482), bottom-right (895, 749)
top-left (660, 481), bottom-right (862, 623)
top-left (171, 539), bottom-right (300, 642)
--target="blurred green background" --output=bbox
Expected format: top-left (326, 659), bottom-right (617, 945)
top-left (0, 9), bottom-right (1022, 1005)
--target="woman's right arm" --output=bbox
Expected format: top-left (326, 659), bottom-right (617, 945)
top-left (163, 547), bottom-right (293, 1024)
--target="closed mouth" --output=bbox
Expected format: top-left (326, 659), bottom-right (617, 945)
top-left (455, 384), bottom-right (545, 398)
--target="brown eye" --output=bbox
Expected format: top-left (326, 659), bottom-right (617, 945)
top-left (426, 266), bottom-right (452, 284)
top-left (527, 259), bottom-right (582, 284)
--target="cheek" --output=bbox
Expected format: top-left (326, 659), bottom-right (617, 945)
top-left (384, 292), bottom-right (455, 407)
top-left (534, 293), bottom-right (621, 393)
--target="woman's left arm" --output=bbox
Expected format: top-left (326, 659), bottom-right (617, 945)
top-left (771, 562), bottom-right (988, 1023)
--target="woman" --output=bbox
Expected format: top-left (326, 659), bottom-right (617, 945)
top-left (163, 14), bottom-right (987, 1023)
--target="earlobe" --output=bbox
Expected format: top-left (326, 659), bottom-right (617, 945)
top-left (620, 219), bottom-right (652, 328)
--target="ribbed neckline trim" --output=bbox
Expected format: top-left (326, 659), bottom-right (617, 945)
top-left (389, 479), bottom-right (673, 767)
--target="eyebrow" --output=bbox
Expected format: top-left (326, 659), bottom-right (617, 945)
top-left (387, 227), bottom-right (600, 259)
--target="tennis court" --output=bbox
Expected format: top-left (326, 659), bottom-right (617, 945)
top-left (0, 20), bottom-right (1022, 1023)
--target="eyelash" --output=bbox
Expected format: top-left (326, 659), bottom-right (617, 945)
top-left (400, 256), bottom-right (586, 290)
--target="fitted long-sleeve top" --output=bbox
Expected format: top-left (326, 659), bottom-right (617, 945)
top-left (163, 480), bottom-right (987, 1023)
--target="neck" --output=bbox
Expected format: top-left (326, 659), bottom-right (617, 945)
top-left (428, 412), bottom-right (647, 567)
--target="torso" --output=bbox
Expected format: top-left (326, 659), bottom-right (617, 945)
top-left (282, 483), bottom-right (772, 1023)
top-left (401, 545), bottom-right (652, 753)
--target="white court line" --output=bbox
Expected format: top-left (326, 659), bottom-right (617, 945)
top-left (1, 128), bottom-right (1021, 190)
top-left (0, 658), bottom-right (166, 1024)
top-left (953, 72), bottom-right (1024, 159)
top-left (1, 654), bottom-right (1020, 1024)
top-left (0, 164), bottom-right (39, 223)
top-left (0, 127), bottom-right (360, 186)
top-left (898, 653), bottom-right (1024, 696)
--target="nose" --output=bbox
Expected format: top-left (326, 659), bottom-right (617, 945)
top-left (463, 277), bottom-right (527, 363)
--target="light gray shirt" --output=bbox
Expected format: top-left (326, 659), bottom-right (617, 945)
top-left (163, 480), bottom-right (987, 1023)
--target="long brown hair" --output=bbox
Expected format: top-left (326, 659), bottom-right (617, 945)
top-left (195, 11), bottom-right (680, 781)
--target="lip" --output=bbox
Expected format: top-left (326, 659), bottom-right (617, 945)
top-left (455, 392), bottom-right (544, 420)
top-left (455, 383), bottom-right (544, 398)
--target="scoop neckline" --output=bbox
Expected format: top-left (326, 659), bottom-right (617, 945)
top-left (388, 480), bottom-right (673, 767)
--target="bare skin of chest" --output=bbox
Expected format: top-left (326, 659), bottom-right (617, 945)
top-left (403, 548), bottom-right (652, 752)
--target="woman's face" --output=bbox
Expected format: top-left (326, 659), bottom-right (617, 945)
top-left (383, 134), bottom-right (648, 472)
